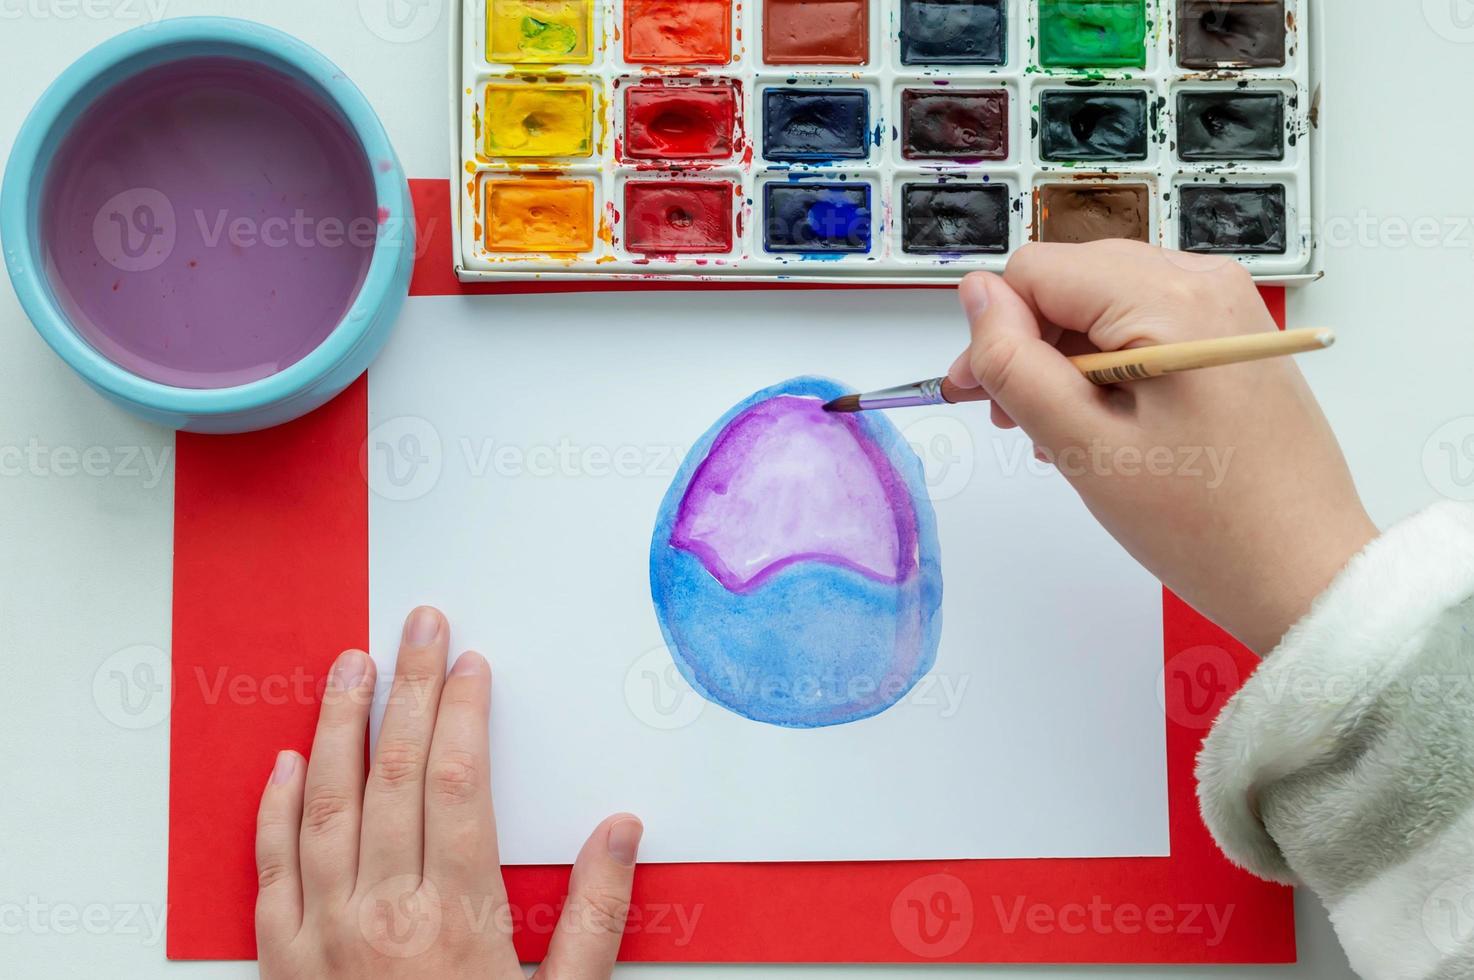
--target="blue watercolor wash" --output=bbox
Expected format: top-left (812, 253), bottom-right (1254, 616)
top-left (763, 89), bottom-right (871, 162)
top-left (764, 183), bottom-right (873, 254)
top-left (649, 377), bottom-right (944, 729)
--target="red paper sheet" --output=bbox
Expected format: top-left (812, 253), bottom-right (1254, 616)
top-left (167, 178), bottom-right (1295, 963)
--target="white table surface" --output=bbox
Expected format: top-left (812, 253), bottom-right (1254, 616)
top-left (6, 2), bottom-right (1473, 977)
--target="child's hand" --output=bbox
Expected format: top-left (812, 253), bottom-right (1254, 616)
top-left (254, 607), bottom-right (642, 979)
top-left (949, 242), bottom-right (1377, 653)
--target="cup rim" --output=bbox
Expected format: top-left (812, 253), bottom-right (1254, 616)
top-left (0, 16), bottom-right (413, 417)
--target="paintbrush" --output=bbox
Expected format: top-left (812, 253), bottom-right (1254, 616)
top-left (824, 327), bottom-right (1336, 414)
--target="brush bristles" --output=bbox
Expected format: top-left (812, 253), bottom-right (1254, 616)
top-left (823, 395), bottom-right (863, 414)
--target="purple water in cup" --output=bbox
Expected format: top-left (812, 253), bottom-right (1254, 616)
top-left (40, 56), bottom-right (378, 390)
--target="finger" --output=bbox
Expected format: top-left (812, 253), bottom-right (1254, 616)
top-left (300, 650), bottom-right (375, 909)
top-left (539, 815), bottom-right (644, 980)
top-left (1004, 241), bottom-right (1251, 351)
top-left (947, 349), bottom-right (984, 391)
top-left (950, 355), bottom-right (1018, 428)
top-left (255, 750), bottom-right (306, 946)
top-left (951, 319), bottom-right (1069, 421)
top-left (423, 651), bottom-right (500, 891)
top-left (952, 319), bottom-right (1071, 395)
top-left (360, 606), bottom-right (448, 885)
top-left (958, 271), bottom-right (1110, 449)
top-left (1003, 240), bottom-right (1157, 340)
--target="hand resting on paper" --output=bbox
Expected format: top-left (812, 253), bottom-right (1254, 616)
top-left (254, 606), bottom-right (643, 979)
top-left (947, 241), bottom-right (1378, 654)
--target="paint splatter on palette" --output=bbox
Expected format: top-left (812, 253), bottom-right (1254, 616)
top-left (454, 0), bottom-right (1319, 283)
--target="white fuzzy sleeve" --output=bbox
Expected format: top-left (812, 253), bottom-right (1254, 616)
top-left (1197, 502), bottom-right (1474, 980)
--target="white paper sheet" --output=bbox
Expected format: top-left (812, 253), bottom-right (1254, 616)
top-left (368, 290), bottom-right (1168, 865)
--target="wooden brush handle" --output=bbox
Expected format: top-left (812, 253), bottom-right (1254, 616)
top-left (942, 328), bottom-right (1334, 403)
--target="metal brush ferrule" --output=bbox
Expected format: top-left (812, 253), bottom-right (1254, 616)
top-left (856, 378), bottom-right (947, 411)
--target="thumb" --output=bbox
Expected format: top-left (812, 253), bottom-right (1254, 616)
top-left (538, 814), bottom-right (642, 979)
top-left (954, 272), bottom-right (1104, 450)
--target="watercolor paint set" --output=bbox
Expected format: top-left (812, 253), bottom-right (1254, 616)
top-left (451, 0), bottom-right (1323, 284)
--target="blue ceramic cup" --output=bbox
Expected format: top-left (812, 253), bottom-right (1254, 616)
top-left (1, 18), bottom-right (414, 433)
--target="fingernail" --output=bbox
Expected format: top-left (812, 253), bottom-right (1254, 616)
top-left (269, 750), bottom-right (298, 786)
top-left (607, 817), bottom-right (643, 867)
top-left (960, 274), bottom-right (991, 321)
top-left (404, 606), bottom-right (442, 647)
top-left (330, 650), bottom-right (368, 692)
top-left (450, 650), bottom-right (488, 678)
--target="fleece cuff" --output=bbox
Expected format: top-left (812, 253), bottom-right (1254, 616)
top-left (1196, 501), bottom-right (1474, 884)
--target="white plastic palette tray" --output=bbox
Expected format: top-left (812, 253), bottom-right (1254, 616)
top-left (450, 0), bottom-right (1324, 284)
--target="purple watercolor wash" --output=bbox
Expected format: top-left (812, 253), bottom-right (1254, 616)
top-left (671, 395), bottom-right (920, 593)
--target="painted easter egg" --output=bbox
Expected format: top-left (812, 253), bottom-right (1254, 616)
top-left (650, 377), bottom-right (943, 729)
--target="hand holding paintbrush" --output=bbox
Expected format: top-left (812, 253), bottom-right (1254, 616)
top-left (874, 248), bottom-right (1376, 658)
top-left (825, 328), bottom-right (1335, 413)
